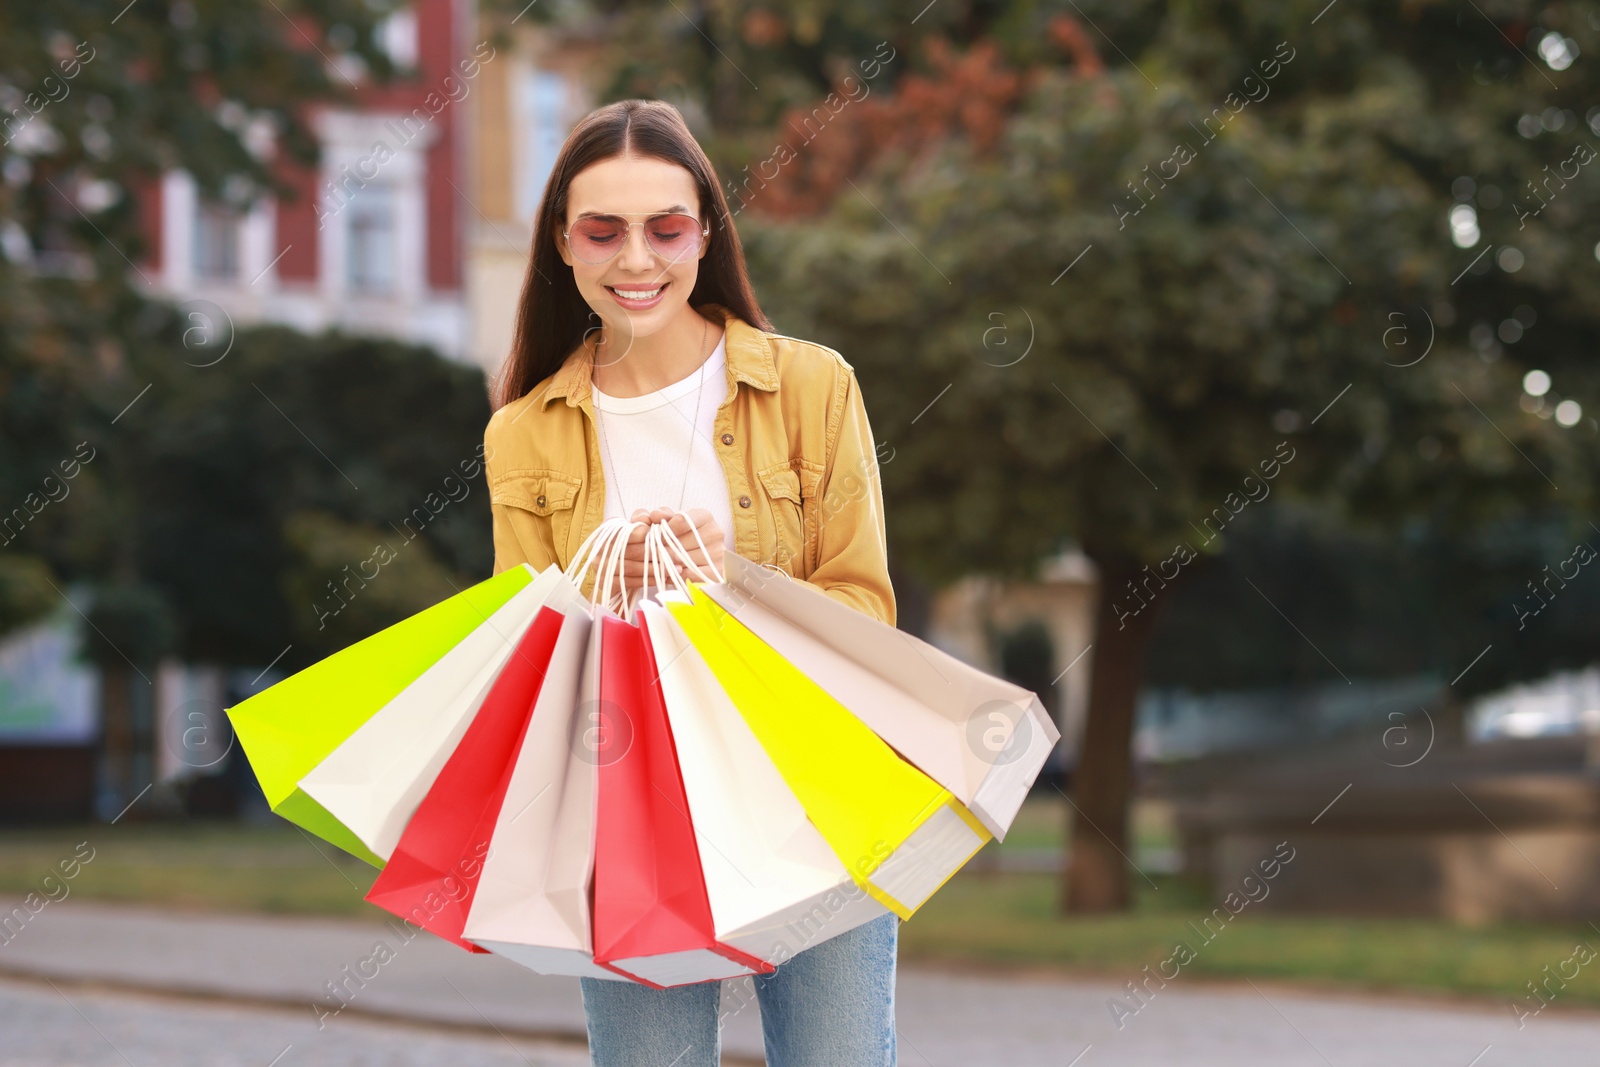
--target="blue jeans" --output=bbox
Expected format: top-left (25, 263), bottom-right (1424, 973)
top-left (580, 912), bottom-right (899, 1066)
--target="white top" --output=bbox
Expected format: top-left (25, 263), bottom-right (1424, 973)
top-left (591, 332), bottom-right (736, 559)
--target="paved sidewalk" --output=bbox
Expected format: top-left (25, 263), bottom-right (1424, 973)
top-left (0, 974), bottom-right (592, 1067)
top-left (2, 900), bottom-right (1598, 1065)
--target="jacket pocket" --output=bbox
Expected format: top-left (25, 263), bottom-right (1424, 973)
top-left (755, 463), bottom-right (805, 575)
top-left (489, 468), bottom-right (584, 562)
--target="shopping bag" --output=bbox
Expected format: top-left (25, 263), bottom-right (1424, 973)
top-left (638, 595), bottom-right (891, 966)
top-left (587, 609), bottom-right (773, 987)
top-left (363, 603), bottom-right (570, 951)
top-left (461, 524), bottom-right (634, 981)
top-left (666, 584), bottom-right (994, 920)
top-left (700, 553), bottom-right (1060, 839)
top-left (225, 565), bottom-right (538, 866)
top-left (297, 564), bottom-right (572, 862)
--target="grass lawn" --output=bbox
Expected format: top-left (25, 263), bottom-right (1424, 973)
top-left (2, 800), bottom-right (1595, 1009)
top-left (900, 870), bottom-right (1600, 1007)
top-left (0, 820), bottom-right (380, 918)
top-left (979, 789), bottom-right (1177, 855)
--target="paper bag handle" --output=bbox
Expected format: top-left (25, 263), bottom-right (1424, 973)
top-left (566, 517), bottom-right (638, 614)
top-left (652, 517), bottom-right (724, 586)
top-left (568, 513), bottom-right (727, 620)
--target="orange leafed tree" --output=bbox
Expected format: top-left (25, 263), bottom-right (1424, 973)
top-left (731, 16), bottom-right (1100, 220)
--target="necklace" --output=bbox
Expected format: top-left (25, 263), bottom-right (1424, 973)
top-left (594, 313), bottom-right (712, 518)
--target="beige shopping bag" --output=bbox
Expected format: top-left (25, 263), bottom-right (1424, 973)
top-left (700, 553), bottom-right (1060, 839)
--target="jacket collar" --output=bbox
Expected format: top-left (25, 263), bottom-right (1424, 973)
top-left (538, 303), bottom-right (779, 409)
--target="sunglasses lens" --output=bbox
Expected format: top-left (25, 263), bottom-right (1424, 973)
top-left (569, 216), bottom-right (627, 262)
top-left (645, 214), bottom-right (704, 260)
top-left (567, 214), bottom-right (705, 262)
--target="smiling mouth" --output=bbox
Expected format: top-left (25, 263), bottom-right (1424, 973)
top-left (607, 283), bottom-right (666, 300)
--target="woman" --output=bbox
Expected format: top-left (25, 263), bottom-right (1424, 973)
top-left (484, 99), bottom-right (899, 1066)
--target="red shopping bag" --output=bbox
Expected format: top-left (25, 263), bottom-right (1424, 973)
top-left (363, 606), bottom-right (567, 950)
top-left (590, 612), bottom-right (774, 987)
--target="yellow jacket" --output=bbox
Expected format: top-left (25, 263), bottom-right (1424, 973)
top-left (484, 303), bottom-right (896, 626)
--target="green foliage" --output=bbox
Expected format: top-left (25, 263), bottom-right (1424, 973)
top-left (81, 581), bottom-right (178, 669)
top-left (102, 322), bottom-right (496, 670)
top-left (1147, 501), bottom-right (1600, 694)
top-left (721, 1), bottom-right (1600, 693)
top-left (0, 0), bottom-right (403, 638)
top-left (747, 49), bottom-right (1594, 568)
top-left (5, 309), bottom-right (497, 663)
top-left (576, 0), bottom-right (1164, 134)
top-left (279, 509), bottom-right (470, 660)
top-left (995, 618), bottom-right (1059, 712)
top-left (0, 554), bottom-right (56, 635)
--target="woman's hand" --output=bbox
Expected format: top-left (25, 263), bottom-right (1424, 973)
top-left (659, 508), bottom-right (726, 580)
top-left (617, 507), bottom-right (726, 594)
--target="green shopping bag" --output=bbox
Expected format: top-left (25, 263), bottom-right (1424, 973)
top-left (224, 565), bottom-right (535, 866)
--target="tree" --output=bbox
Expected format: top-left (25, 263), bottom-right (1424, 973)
top-left (115, 321), bottom-right (497, 670)
top-left (1146, 503), bottom-right (1600, 698)
top-left (728, 1), bottom-right (1600, 912)
top-left (0, 0), bottom-right (402, 634)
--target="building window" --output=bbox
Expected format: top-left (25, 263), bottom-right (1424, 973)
top-left (193, 202), bottom-right (240, 281)
top-left (517, 71), bottom-right (568, 221)
top-left (347, 183), bottom-right (396, 294)
top-left (377, 8), bottom-right (418, 71)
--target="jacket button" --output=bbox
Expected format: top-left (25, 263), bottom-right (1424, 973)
top-left (536, 494), bottom-right (547, 507)
top-left (721, 432), bottom-right (734, 445)
top-left (738, 495), bottom-right (751, 508)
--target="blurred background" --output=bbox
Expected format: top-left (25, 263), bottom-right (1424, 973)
top-left (3, 0), bottom-right (1600, 1063)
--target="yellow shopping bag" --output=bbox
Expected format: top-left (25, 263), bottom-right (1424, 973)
top-left (666, 586), bottom-right (992, 919)
top-left (226, 565), bottom-right (537, 866)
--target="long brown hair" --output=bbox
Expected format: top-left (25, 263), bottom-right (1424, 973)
top-left (491, 99), bottom-right (771, 410)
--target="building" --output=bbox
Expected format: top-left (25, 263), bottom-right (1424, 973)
top-left (460, 15), bottom-right (605, 376)
top-left (132, 2), bottom-right (607, 375)
top-left (136, 0), bottom-right (477, 361)
top-left (926, 549), bottom-right (1099, 776)
top-left (6, 0), bottom-right (523, 821)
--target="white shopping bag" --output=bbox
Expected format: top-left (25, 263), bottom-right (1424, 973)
top-left (298, 564), bottom-right (575, 861)
top-left (460, 602), bottom-right (623, 979)
top-left (699, 553), bottom-right (1060, 840)
top-left (462, 520), bottom-right (635, 981)
top-left (637, 595), bottom-right (890, 965)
